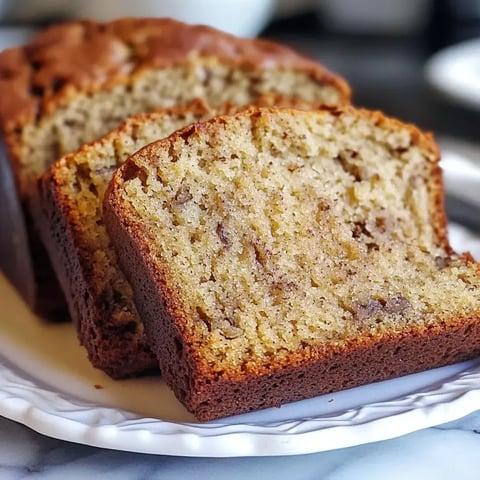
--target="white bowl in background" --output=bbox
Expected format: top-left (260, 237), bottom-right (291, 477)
top-left (11, 0), bottom-right (275, 38)
top-left (424, 38), bottom-right (480, 112)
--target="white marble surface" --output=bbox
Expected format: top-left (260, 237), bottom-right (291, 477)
top-left (1, 412), bottom-right (480, 479)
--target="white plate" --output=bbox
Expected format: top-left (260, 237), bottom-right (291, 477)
top-left (1, 223), bottom-right (480, 457)
top-left (424, 38), bottom-right (480, 111)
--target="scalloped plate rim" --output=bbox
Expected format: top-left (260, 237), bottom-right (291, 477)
top-left (1, 359), bottom-right (480, 456)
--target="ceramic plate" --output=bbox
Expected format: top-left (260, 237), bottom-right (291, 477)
top-left (0, 223), bottom-right (480, 457)
top-left (425, 38), bottom-right (480, 111)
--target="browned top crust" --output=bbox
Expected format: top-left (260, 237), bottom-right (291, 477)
top-left (0, 17), bottom-right (350, 132)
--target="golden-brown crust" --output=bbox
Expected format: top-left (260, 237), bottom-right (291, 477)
top-left (104, 105), bottom-right (466, 420)
top-left (0, 17), bottom-right (350, 134)
top-left (34, 168), bottom-right (158, 377)
top-left (34, 171), bottom-right (158, 378)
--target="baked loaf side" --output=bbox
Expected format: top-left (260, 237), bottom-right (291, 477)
top-left (0, 17), bottom-right (350, 200)
top-left (104, 107), bottom-right (480, 420)
top-left (36, 95), bottom-right (321, 378)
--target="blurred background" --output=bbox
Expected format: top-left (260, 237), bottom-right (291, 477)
top-left (268, 0), bottom-right (480, 145)
top-left (0, 0), bottom-right (478, 144)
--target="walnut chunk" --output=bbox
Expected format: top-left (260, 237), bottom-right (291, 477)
top-left (375, 217), bottom-right (387, 234)
top-left (384, 294), bottom-right (411, 314)
top-left (216, 223), bottom-right (230, 246)
top-left (352, 220), bottom-right (369, 239)
top-left (174, 184), bottom-right (193, 205)
top-left (196, 307), bottom-right (243, 339)
top-left (251, 241), bottom-right (271, 268)
top-left (270, 280), bottom-right (297, 305)
top-left (435, 256), bottom-right (452, 269)
top-left (317, 199), bottom-right (330, 212)
top-left (352, 293), bottom-right (411, 321)
top-left (366, 211), bottom-right (392, 237)
top-left (335, 149), bottom-right (367, 181)
top-left (352, 298), bottom-right (383, 322)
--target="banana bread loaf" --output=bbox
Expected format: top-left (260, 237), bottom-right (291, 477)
top-left (0, 17), bottom-right (350, 317)
top-left (104, 106), bottom-right (480, 420)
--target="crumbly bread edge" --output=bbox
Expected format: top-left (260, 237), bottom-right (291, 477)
top-left (35, 100), bottom-right (223, 377)
top-left (31, 104), bottom-right (219, 377)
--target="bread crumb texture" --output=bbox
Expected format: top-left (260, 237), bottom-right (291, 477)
top-left (19, 67), bottom-right (339, 194)
top-left (58, 106), bottom-right (215, 325)
top-left (113, 107), bottom-right (480, 375)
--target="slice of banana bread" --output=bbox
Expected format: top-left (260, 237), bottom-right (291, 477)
top-left (35, 95), bottom-right (322, 378)
top-left (104, 106), bottom-right (480, 420)
top-left (0, 17), bottom-right (350, 317)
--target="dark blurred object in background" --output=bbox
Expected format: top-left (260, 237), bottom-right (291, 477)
top-left (428, 0), bottom-right (480, 51)
top-left (264, 1), bottom-right (480, 143)
top-left (316, 0), bottom-right (431, 36)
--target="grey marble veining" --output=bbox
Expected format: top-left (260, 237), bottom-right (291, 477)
top-left (1, 413), bottom-right (480, 479)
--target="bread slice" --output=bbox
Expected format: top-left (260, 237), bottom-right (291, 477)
top-left (36, 95), bottom-right (323, 378)
top-left (0, 17), bottom-right (350, 318)
top-left (104, 106), bottom-right (480, 420)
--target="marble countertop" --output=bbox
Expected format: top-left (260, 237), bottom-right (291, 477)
top-left (2, 412), bottom-right (480, 479)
